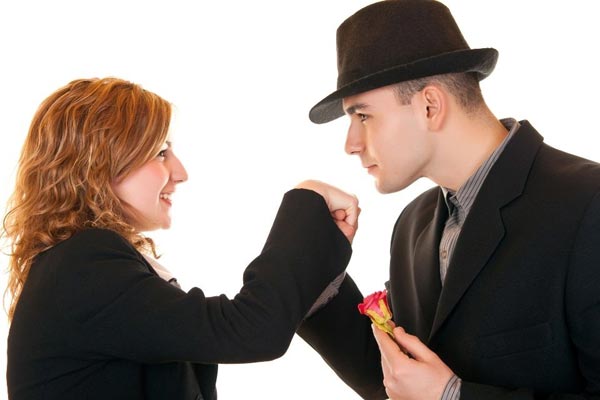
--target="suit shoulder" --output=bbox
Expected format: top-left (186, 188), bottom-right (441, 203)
top-left (65, 227), bottom-right (134, 248)
top-left (533, 144), bottom-right (600, 198)
top-left (37, 228), bottom-right (146, 279)
top-left (34, 229), bottom-right (153, 324)
top-left (538, 144), bottom-right (600, 181)
top-left (51, 228), bottom-right (138, 257)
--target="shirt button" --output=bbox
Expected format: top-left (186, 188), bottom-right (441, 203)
top-left (441, 250), bottom-right (448, 259)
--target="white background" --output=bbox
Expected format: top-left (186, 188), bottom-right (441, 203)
top-left (1, 1), bottom-right (599, 398)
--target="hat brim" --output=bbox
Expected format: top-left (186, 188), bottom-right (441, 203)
top-left (309, 48), bottom-right (498, 124)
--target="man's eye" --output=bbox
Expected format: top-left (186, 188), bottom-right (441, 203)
top-left (358, 113), bottom-right (368, 122)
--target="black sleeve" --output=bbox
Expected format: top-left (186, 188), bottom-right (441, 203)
top-left (298, 274), bottom-right (387, 400)
top-left (53, 188), bottom-right (352, 364)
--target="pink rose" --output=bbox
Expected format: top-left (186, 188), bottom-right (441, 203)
top-left (358, 290), bottom-right (394, 335)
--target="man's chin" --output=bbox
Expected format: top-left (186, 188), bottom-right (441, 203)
top-left (374, 179), bottom-right (411, 194)
top-left (374, 181), bottom-right (393, 194)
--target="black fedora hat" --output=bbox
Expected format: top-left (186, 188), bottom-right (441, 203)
top-left (309, 0), bottom-right (498, 124)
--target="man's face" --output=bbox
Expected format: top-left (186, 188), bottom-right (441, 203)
top-left (342, 85), bottom-right (432, 194)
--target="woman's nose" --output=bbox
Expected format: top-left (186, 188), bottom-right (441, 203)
top-left (170, 155), bottom-right (188, 183)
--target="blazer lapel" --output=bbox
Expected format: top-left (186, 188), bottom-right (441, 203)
top-left (412, 189), bottom-right (446, 341)
top-left (429, 121), bottom-right (544, 339)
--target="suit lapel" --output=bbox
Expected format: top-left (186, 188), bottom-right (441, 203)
top-left (429, 121), bottom-right (544, 339)
top-left (412, 189), bottom-right (446, 340)
top-left (430, 188), bottom-right (506, 339)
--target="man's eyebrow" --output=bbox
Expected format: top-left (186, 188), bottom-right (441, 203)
top-left (345, 103), bottom-right (369, 116)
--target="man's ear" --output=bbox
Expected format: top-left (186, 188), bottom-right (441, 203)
top-left (415, 85), bottom-right (447, 131)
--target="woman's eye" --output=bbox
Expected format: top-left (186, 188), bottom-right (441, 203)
top-left (157, 149), bottom-right (168, 158)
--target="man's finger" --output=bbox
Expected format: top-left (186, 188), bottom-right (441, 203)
top-left (372, 324), bottom-right (410, 365)
top-left (392, 327), bottom-right (434, 362)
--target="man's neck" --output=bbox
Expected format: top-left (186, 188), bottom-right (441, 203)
top-left (429, 113), bottom-right (509, 192)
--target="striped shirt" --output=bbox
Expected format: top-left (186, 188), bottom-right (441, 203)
top-left (439, 118), bottom-right (520, 282)
top-left (439, 118), bottom-right (520, 400)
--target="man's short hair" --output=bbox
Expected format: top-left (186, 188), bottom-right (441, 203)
top-left (393, 72), bottom-right (484, 112)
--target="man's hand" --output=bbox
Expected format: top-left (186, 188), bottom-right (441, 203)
top-left (372, 325), bottom-right (455, 400)
top-left (295, 180), bottom-right (360, 243)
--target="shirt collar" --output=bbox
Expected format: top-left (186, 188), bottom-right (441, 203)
top-left (442, 118), bottom-right (520, 217)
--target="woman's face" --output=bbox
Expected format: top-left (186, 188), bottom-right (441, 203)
top-left (112, 140), bottom-right (188, 231)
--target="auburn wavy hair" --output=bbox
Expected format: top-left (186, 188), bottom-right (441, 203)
top-left (2, 77), bottom-right (172, 319)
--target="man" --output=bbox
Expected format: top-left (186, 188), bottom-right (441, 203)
top-left (297, 1), bottom-right (600, 399)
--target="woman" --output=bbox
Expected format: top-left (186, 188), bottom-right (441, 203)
top-left (3, 77), bottom-right (358, 399)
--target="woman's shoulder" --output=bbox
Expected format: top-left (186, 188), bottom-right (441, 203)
top-left (42, 228), bottom-right (139, 261)
top-left (58, 227), bottom-right (135, 250)
top-left (36, 228), bottom-right (147, 277)
top-left (33, 229), bottom-right (154, 323)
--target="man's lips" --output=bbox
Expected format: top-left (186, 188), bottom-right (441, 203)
top-left (363, 163), bottom-right (377, 173)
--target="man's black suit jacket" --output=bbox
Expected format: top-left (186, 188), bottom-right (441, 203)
top-left (299, 121), bottom-right (600, 399)
top-left (8, 189), bottom-right (351, 400)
